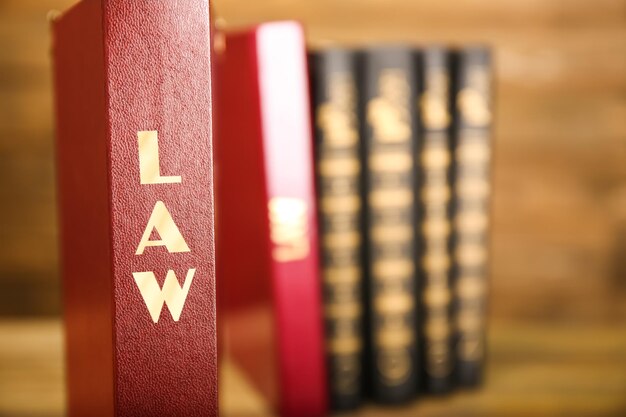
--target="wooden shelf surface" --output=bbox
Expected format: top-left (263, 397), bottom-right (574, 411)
top-left (1, 318), bottom-right (625, 417)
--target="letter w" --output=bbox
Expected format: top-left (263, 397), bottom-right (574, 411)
top-left (132, 269), bottom-right (195, 323)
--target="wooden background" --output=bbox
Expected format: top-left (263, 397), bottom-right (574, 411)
top-left (0, 0), bottom-right (625, 416)
top-left (0, 0), bottom-right (624, 320)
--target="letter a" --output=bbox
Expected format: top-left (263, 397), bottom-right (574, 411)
top-left (132, 268), bottom-right (196, 322)
top-left (136, 201), bottom-right (190, 255)
top-left (137, 130), bottom-right (182, 184)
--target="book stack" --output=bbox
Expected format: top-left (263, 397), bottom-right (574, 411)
top-left (310, 45), bottom-right (493, 408)
top-left (216, 21), bottom-right (493, 414)
top-left (53, 0), bottom-right (492, 413)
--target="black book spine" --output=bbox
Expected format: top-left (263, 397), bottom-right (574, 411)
top-left (417, 48), bottom-right (455, 394)
top-left (361, 48), bottom-right (419, 403)
top-left (450, 47), bottom-right (493, 387)
top-left (311, 50), bottom-right (364, 410)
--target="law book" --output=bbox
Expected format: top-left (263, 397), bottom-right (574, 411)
top-left (450, 47), bottom-right (493, 387)
top-left (52, 1), bottom-right (217, 416)
top-left (309, 49), bottom-right (364, 411)
top-left (361, 47), bottom-right (420, 403)
top-left (214, 22), bottom-right (327, 417)
top-left (416, 48), bottom-right (455, 394)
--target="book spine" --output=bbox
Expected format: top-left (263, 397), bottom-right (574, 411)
top-left (257, 23), bottom-right (328, 417)
top-left (216, 22), bottom-right (327, 417)
top-left (362, 48), bottom-right (420, 403)
top-left (53, 2), bottom-right (114, 415)
top-left (451, 47), bottom-right (493, 387)
top-left (311, 50), bottom-right (364, 410)
top-left (54, 1), bottom-right (217, 416)
top-left (417, 48), bottom-right (455, 394)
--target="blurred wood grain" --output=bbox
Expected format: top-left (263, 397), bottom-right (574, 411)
top-left (0, 0), bottom-right (625, 325)
top-left (1, 319), bottom-right (624, 417)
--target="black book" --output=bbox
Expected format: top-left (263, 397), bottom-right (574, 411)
top-left (310, 49), bottom-right (365, 410)
top-left (361, 47), bottom-right (420, 403)
top-left (450, 47), bottom-right (493, 387)
top-left (416, 47), bottom-right (455, 394)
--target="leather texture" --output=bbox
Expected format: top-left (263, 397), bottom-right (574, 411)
top-left (53, 2), bottom-right (115, 416)
top-left (215, 21), bottom-right (328, 417)
top-left (54, 1), bottom-right (217, 415)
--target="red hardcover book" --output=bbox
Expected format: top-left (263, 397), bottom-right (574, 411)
top-left (215, 21), bottom-right (327, 417)
top-left (52, 1), bottom-right (217, 416)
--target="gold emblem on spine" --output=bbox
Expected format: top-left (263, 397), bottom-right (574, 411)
top-left (268, 198), bottom-right (310, 262)
top-left (458, 65), bottom-right (491, 127)
top-left (420, 70), bottom-right (450, 130)
top-left (458, 334), bottom-right (484, 361)
top-left (368, 70), bottom-right (411, 143)
top-left (317, 73), bottom-right (358, 147)
top-left (334, 355), bottom-right (361, 394)
top-left (377, 349), bottom-right (411, 386)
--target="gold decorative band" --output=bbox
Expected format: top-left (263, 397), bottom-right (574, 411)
top-left (373, 259), bottom-right (414, 278)
top-left (374, 294), bottom-right (414, 313)
top-left (369, 152), bottom-right (413, 172)
top-left (369, 188), bottom-right (414, 208)
top-left (321, 194), bottom-right (361, 212)
top-left (319, 157), bottom-right (361, 177)
top-left (323, 231), bottom-right (361, 248)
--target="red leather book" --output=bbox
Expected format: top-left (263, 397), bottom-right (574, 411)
top-left (52, 1), bottom-right (217, 416)
top-left (215, 21), bottom-right (327, 417)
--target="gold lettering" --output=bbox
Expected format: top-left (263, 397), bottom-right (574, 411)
top-left (136, 201), bottom-right (190, 255)
top-left (137, 131), bottom-right (182, 185)
top-left (132, 268), bottom-right (195, 323)
top-left (367, 70), bottom-right (411, 143)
